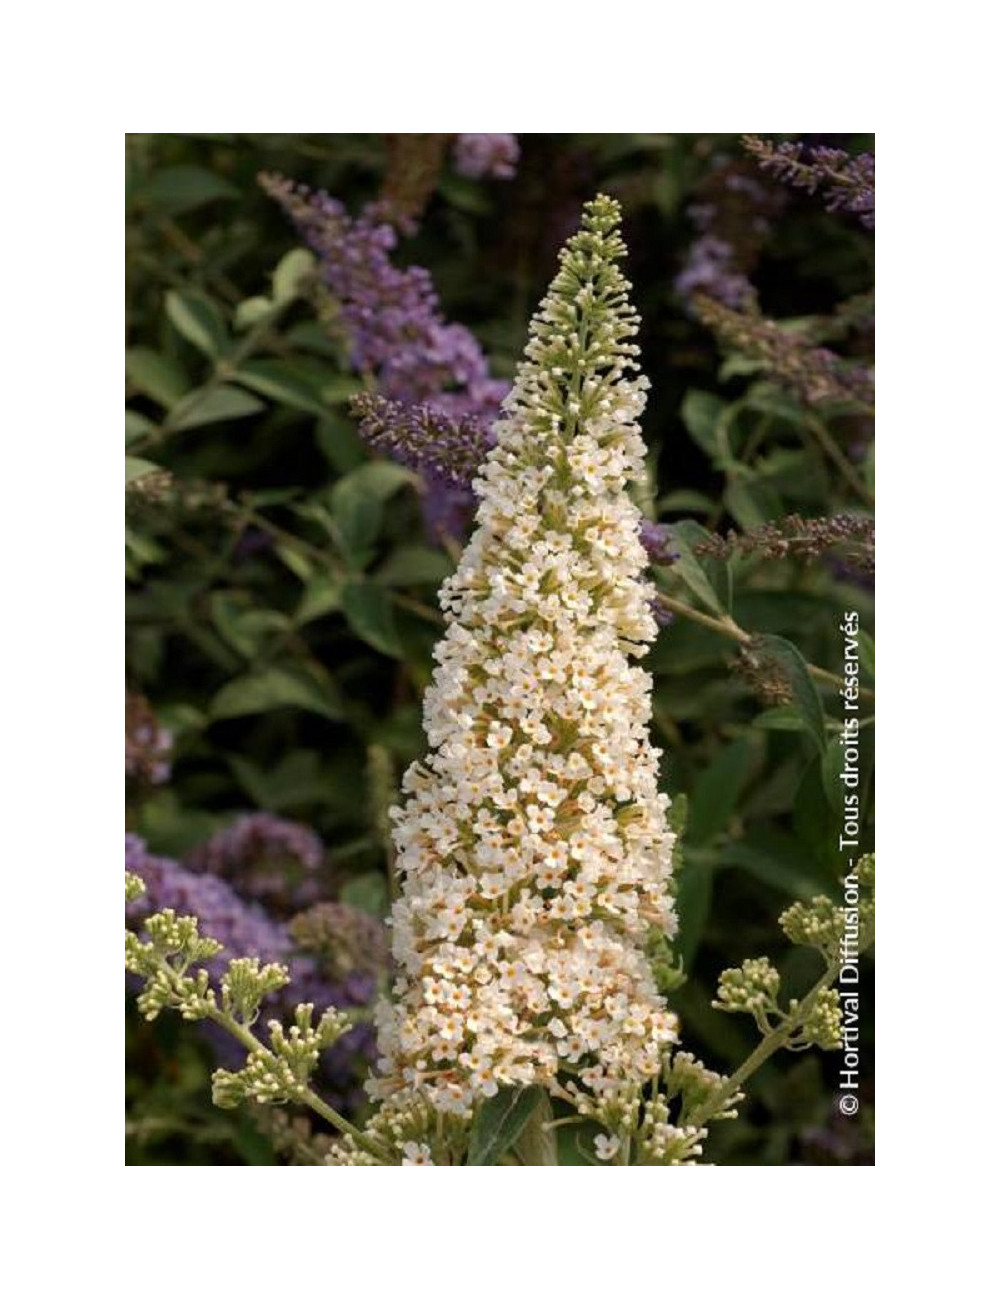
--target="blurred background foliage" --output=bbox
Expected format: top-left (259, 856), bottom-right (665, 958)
top-left (125, 133), bottom-right (874, 1165)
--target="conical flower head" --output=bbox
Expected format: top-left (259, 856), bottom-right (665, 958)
top-left (374, 195), bottom-right (678, 1116)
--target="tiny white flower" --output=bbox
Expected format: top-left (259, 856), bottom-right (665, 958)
top-left (401, 1142), bottom-right (435, 1166)
top-left (594, 1134), bottom-right (621, 1161)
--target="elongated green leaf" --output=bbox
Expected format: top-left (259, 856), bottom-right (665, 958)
top-left (752, 705), bottom-right (808, 733)
top-left (376, 546), bottom-right (453, 587)
top-left (467, 1086), bottom-right (545, 1166)
top-left (755, 633), bottom-right (828, 757)
top-left (211, 667), bottom-right (342, 721)
top-left (125, 410), bottom-right (155, 445)
top-left (125, 348), bottom-right (188, 408)
top-left (512, 1092), bottom-right (558, 1166)
top-left (141, 165), bottom-right (240, 214)
top-left (272, 248), bottom-right (315, 303)
top-left (295, 575), bottom-right (345, 625)
top-left (342, 581), bottom-right (403, 657)
top-left (124, 456), bottom-right (160, 486)
top-left (657, 489), bottom-right (715, 514)
top-left (687, 736), bottom-right (754, 845)
top-left (170, 385), bottom-right (264, 431)
top-left (675, 852), bottom-right (715, 969)
top-left (330, 462), bottom-right (416, 559)
top-left (722, 843), bottom-right (824, 899)
top-left (209, 594), bottom-right (288, 659)
top-left (821, 739), bottom-right (845, 811)
top-left (166, 290), bottom-right (229, 358)
top-left (680, 390), bottom-right (728, 463)
top-left (235, 360), bottom-right (327, 415)
top-left (669, 520), bottom-right (729, 614)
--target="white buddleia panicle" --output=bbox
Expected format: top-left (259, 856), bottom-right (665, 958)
top-left (370, 195), bottom-right (678, 1120)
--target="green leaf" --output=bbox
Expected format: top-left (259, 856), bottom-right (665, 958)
top-left (675, 853), bottom-right (715, 970)
top-left (170, 385), bottom-right (265, 431)
top-left (234, 360), bottom-right (327, 415)
top-left (272, 249), bottom-right (315, 303)
top-left (467, 1087), bottom-right (546, 1166)
top-left (329, 462), bottom-right (415, 559)
top-left (141, 165), bottom-right (241, 214)
top-left (821, 740), bottom-right (845, 811)
top-left (669, 520), bottom-right (728, 615)
top-left (342, 581), bottom-right (403, 657)
top-left (687, 736), bottom-right (754, 845)
top-left (512, 1092), bottom-right (558, 1166)
top-left (209, 593), bottom-right (288, 659)
top-left (125, 410), bottom-right (155, 445)
top-left (755, 634), bottom-right (828, 758)
top-left (125, 348), bottom-right (188, 408)
top-left (681, 390), bottom-right (730, 464)
top-left (745, 383), bottom-right (805, 425)
top-left (234, 296), bottom-right (273, 331)
top-left (723, 479), bottom-right (777, 532)
top-left (166, 290), bottom-right (229, 358)
top-left (211, 667), bottom-right (342, 721)
top-left (295, 575), bottom-right (345, 625)
top-left (752, 705), bottom-right (808, 733)
top-left (125, 456), bottom-right (160, 486)
top-left (375, 546), bottom-right (452, 587)
top-left (275, 544), bottom-right (314, 582)
top-left (335, 461), bottom-right (416, 503)
top-left (721, 843), bottom-right (824, 899)
top-left (657, 489), bottom-right (715, 514)
top-left (227, 751), bottom-right (331, 811)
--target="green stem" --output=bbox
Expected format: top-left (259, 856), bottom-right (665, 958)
top-left (690, 918), bottom-right (875, 1131)
top-left (652, 591), bottom-right (875, 702)
top-left (802, 415), bottom-right (874, 507)
top-left (688, 961), bottom-right (838, 1129)
top-left (207, 1007), bottom-right (390, 1161)
top-left (150, 953), bottom-right (391, 1162)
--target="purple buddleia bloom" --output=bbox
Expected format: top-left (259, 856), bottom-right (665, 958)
top-left (649, 594), bottom-right (676, 629)
top-left (639, 520), bottom-right (680, 566)
top-left (260, 173), bottom-right (504, 411)
top-left (126, 834), bottom-right (292, 977)
top-left (742, 136), bottom-right (875, 229)
top-left (185, 812), bottom-right (325, 916)
top-left (676, 157), bottom-right (784, 311)
top-left (676, 236), bottom-right (754, 310)
top-left (350, 393), bottom-right (494, 487)
top-left (126, 835), bottom-right (296, 1076)
top-left (452, 134), bottom-right (520, 181)
top-left (261, 172), bottom-right (510, 538)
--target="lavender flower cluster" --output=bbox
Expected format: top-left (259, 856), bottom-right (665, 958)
top-left (125, 827), bottom-right (384, 1113)
top-left (742, 136), bottom-right (875, 229)
top-left (261, 171), bottom-right (509, 538)
top-left (694, 295), bottom-right (875, 409)
top-left (675, 158), bottom-right (784, 310)
top-left (452, 134), bottom-right (520, 181)
top-left (185, 812), bottom-right (325, 916)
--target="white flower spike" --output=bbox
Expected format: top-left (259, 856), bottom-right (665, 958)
top-left (371, 195), bottom-right (679, 1122)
